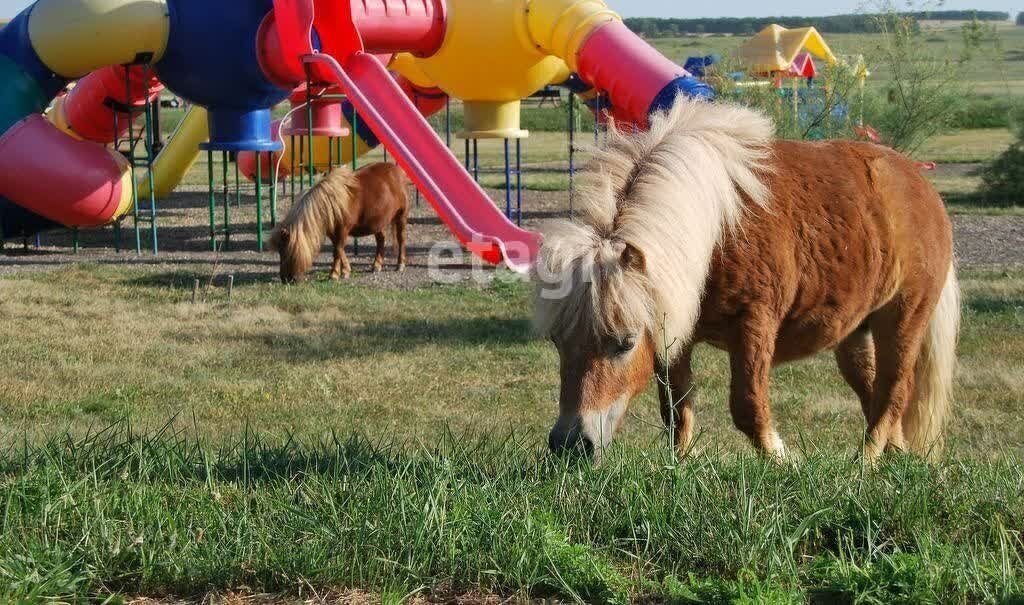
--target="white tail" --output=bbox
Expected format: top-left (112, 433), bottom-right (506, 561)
top-left (903, 263), bottom-right (960, 456)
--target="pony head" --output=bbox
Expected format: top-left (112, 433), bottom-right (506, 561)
top-left (534, 96), bottom-right (772, 461)
top-left (535, 227), bottom-right (659, 460)
top-left (269, 224), bottom-right (314, 283)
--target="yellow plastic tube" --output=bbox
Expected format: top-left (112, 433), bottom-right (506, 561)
top-left (139, 106), bottom-right (208, 199)
top-left (280, 132), bottom-right (374, 172)
top-left (525, 0), bottom-right (619, 71)
top-left (45, 95), bottom-right (82, 140)
top-left (27, 0), bottom-right (170, 78)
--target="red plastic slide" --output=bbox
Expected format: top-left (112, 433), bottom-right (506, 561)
top-left (303, 52), bottom-right (541, 272)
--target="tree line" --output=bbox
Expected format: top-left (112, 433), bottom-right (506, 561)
top-left (625, 11), bottom-right (1010, 36)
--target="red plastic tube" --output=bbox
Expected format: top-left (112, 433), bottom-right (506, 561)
top-left (261, 0), bottom-right (446, 87)
top-left (351, 0), bottom-right (446, 56)
top-left (61, 65), bottom-right (163, 144)
top-left (282, 84), bottom-right (352, 137)
top-left (0, 114), bottom-right (129, 226)
top-left (575, 20), bottom-right (687, 128)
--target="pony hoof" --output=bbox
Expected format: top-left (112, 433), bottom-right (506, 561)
top-left (397, 263), bottom-right (407, 273)
top-left (372, 264), bottom-right (383, 273)
top-left (342, 272), bottom-right (352, 280)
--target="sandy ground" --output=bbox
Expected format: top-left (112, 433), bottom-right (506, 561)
top-left (1, 181), bottom-right (1022, 287)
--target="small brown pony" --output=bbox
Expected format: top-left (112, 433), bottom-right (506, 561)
top-left (270, 163), bottom-right (409, 283)
top-left (535, 98), bottom-right (959, 463)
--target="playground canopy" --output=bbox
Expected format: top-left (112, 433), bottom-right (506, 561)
top-left (738, 25), bottom-right (836, 74)
top-left (787, 52), bottom-right (816, 78)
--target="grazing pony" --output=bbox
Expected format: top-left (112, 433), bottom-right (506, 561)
top-left (534, 98), bottom-right (959, 463)
top-left (270, 163), bottom-right (409, 283)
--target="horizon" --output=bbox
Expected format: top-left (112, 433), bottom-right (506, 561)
top-left (0, 0), bottom-right (1020, 20)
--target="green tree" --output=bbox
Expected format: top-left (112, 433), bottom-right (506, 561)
top-left (865, 10), bottom-right (965, 154)
top-left (979, 108), bottom-right (1024, 206)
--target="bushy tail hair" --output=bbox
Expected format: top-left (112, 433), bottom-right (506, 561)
top-left (903, 263), bottom-right (960, 456)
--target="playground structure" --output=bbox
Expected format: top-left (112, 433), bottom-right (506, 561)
top-left (732, 25), bottom-right (869, 135)
top-left (0, 0), bottom-right (712, 272)
top-left (738, 25), bottom-right (838, 77)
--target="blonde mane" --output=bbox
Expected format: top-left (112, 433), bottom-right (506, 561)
top-left (270, 167), bottom-right (357, 274)
top-left (533, 96), bottom-right (774, 360)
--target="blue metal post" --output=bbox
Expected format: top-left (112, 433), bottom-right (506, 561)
top-left (503, 138), bottom-right (511, 219)
top-left (516, 138), bottom-right (522, 225)
top-left (472, 139), bottom-right (479, 182)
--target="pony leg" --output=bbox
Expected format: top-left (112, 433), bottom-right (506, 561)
top-left (729, 318), bottom-right (786, 458)
top-left (393, 217), bottom-right (407, 271)
top-left (656, 346), bottom-right (697, 454)
top-left (863, 298), bottom-right (932, 461)
top-left (330, 230), bottom-right (352, 280)
top-left (372, 232), bottom-right (386, 272)
top-left (835, 326), bottom-right (876, 422)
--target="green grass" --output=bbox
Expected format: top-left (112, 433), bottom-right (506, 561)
top-left (2, 426), bottom-right (1022, 603)
top-left (0, 264), bottom-right (1022, 601)
top-left (917, 128), bottom-right (1015, 163)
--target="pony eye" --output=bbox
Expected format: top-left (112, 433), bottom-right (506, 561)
top-left (616, 335), bottom-right (637, 354)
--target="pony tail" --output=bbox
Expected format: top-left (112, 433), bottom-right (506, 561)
top-left (903, 263), bottom-right (960, 457)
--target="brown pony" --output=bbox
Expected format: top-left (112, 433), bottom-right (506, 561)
top-left (269, 163), bottom-right (409, 282)
top-left (534, 98), bottom-right (959, 463)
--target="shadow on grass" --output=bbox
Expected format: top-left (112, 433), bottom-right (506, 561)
top-left (966, 295), bottom-right (1024, 314)
top-left (946, 190), bottom-right (1024, 210)
top-left (241, 316), bottom-right (535, 361)
top-left (122, 269), bottom-right (274, 289)
top-left (0, 418), bottom-right (549, 486)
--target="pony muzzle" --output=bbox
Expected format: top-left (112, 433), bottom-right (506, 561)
top-left (548, 418), bottom-right (594, 459)
top-left (548, 396), bottom-right (628, 460)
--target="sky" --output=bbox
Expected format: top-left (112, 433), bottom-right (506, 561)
top-left (0, 0), bottom-right (1019, 20)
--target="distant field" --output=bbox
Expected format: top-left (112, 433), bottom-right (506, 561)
top-left (649, 22), bottom-right (1024, 94)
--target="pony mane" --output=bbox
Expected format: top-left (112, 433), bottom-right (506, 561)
top-left (270, 167), bottom-right (357, 272)
top-left (534, 96), bottom-right (774, 360)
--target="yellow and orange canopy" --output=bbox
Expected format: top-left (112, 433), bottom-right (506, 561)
top-left (738, 24), bottom-right (837, 74)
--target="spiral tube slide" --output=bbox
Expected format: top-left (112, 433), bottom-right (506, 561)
top-left (49, 65), bottom-right (163, 144)
top-left (0, 0), bottom-right (170, 234)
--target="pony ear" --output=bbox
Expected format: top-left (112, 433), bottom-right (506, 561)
top-left (269, 227), bottom-right (288, 251)
top-left (620, 242), bottom-right (646, 274)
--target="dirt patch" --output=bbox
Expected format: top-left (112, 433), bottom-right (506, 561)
top-left (952, 214), bottom-right (1024, 268)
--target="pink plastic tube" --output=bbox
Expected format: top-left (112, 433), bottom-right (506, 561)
top-left (575, 20), bottom-right (688, 128)
top-left (0, 114), bottom-right (129, 226)
top-left (351, 0), bottom-right (446, 56)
